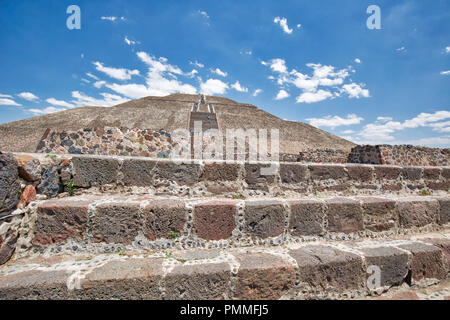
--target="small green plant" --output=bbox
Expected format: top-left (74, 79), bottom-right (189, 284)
top-left (166, 252), bottom-right (174, 259)
top-left (118, 249), bottom-right (126, 256)
top-left (64, 178), bottom-right (76, 196)
top-left (420, 188), bottom-right (431, 196)
top-left (49, 155), bottom-right (57, 160)
top-left (168, 229), bottom-right (181, 239)
top-left (232, 193), bottom-right (245, 200)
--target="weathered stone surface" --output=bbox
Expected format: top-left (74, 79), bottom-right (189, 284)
top-left (288, 200), bottom-right (324, 236)
top-left (402, 167), bottom-right (423, 180)
top-left (280, 163), bottom-right (308, 183)
top-left (90, 202), bottom-right (140, 244)
top-left (72, 156), bottom-right (119, 187)
top-left (346, 165), bottom-right (373, 182)
top-left (79, 258), bottom-right (163, 299)
top-left (421, 238), bottom-right (450, 265)
top-left (358, 197), bottom-right (397, 232)
top-left (325, 198), bottom-right (364, 234)
top-left (361, 247), bottom-right (409, 288)
top-left (423, 167), bottom-right (441, 180)
top-left (442, 168), bottom-right (450, 179)
top-left (382, 183), bottom-right (402, 191)
top-left (194, 201), bottom-right (236, 240)
top-left (33, 198), bottom-right (95, 245)
top-left (234, 252), bottom-right (294, 299)
top-left (374, 166), bottom-right (401, 180)
top-left (398, 242), bottom-right (447, 282)
top-left (244, 200), bottom-right (285, 238)
top-left (244, 163), bottom-right (276, 190)
top-left (0, 230), bottom-right (18, 265)
top-left (202, 162), bottom-right (240, 181)
top-left (155, 161), bottom-right (202, 185)
top-left (0, 152), bottom-right (20, 215)
top-left (0, 269), bottom-right (71, 300)
top-left (165, 262), bottom-right (231, 300)
top-left (289, 245), bottom-right (364, 292)
top-left (425, 180), bottom-right (450, 191)
top-left (142, 199), bottom-right (186, 241)
top-left (20, 185), bottom-right (36, 207)
top-left (397, 198), bottom-right (439, 228)
top-left (16, 154), bottom-right (41, 182)
top-left (121, 159), bottom-right (156, 186)
top-left (435, 197), bottom-right (450, 225)
top-left (308, 164), bottom-right (347, 180)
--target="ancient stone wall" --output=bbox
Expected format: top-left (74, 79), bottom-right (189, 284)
top-left (349, 145), bottom-right (450, 166)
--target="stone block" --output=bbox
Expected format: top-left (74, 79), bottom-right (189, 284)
top-left (194, 201), bottom-right (236, 240)
top-left (397, 198), bottom-right (439, 228)
top-left (244, 200), bottom-right (285, 238)
top-left (288, 200), bottom-right (324, 236)
top-left (72, 156), bottom-right (119, 187)
top-left (325, 198), bottom-right (364, 234)
top-left (142, 199), bottom-right (186, 241)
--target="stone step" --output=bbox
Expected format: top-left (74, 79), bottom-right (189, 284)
top-left (1, 235), bottom-right (448, 299)
top-left (25, 194), bottom-right (449, 254)
top-left (19, 153), bottom-right (448, 198)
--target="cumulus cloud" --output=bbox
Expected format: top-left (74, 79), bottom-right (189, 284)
top-left (253, 89), bottom-right (262, 97)
top-left (0, 93), bottom-right (13, 98)
top-left (262, 58), bottom-right (369, 103)
top-left (354, 58), bottom-right (361, 64)
top-left (275, 89), bottom-right (289, 100)
top-left (273, 17), bottom-right (293, 34)
top-left (441, 71), bottom-right (450, 75)
top-left (46, 98), bottom-right (75, 108)
top-left (445, 46), bottom-right (450, 54)
top-left (93, 62), bottom-right (140, 80)
top-left (18, 92), bottom-right (39, 101)
top-left (231, 81), bottom-right (248, 92)
top-left (358, 110), bottom-right (450, 143)
top-left (211, 68), bottom-right (227, 77)
top-left (200, 79), bottom-right (229, 95)
top-left (0, 98), bottom-right (21, 106)
top-left (71, 91), bottom-right (129, 107)
top-left (307, 114), bottom-right (364, 129)
top-left (341, 83), bottom-right (370, 98)
top-left (28, 106), bottom-right (66, 115)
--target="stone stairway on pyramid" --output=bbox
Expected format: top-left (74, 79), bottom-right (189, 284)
top-left (0, 149), bottom-right (449, 300)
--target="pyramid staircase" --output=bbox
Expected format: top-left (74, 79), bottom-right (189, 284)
top-left (0, 153), bottom-right (449, 300)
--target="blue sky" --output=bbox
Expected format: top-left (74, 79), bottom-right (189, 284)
top-left (0, 0), bottom-right (449, 147)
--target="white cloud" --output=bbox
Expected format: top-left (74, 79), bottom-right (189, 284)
top-left (253, 89), bottom-right (262, 97)
top-left (0, 98), bottom-right (21, 106)
top-left (18, 92), bottom-right (39, 101)
top-left (275, 89), bottom-right (289, 100)
top-left (198, 10), bottom-right (209, 19)
top-left (341, 83), bottom-right (370, 98)
top-left (396, 46), bottom-right (406, 52)
top-left (231, 81), bottom-right (248, 92)
top-left (240, 50), bottom-right (252, 55)
top-left (124, 36), bottom-right (138, 46)
top-left (262, 59), bottom-right (367, 104)
top-left (190, 61), bottom-right (204, 68)
top-left (200, 79), bottom-right (229, 95)
top-left (273, 17), bottom-right (293, 34)
top-left (46, 98), bottom-right (75, 108)
top-left (296, 90), bottom-right (333, 103)
top-left (136, 51), bottom-right (197, 96)
top-left (0, 93), bottom-right (13, 98)
top-left (377, 116), bottom-right (393, 122)
top-left (28, 106), bottom-right (66, 115)
top-left (211, 68), bottom-right (227, 77)
top-left (307, 114), bottom-right (364, 129)
top-left (93, 61), bottom-right (140, 80)
top-left (358, 110), bottom-right (450, 143)
top-left (354, 58), bottom-right (361, 64)
top-left (445, 46), bottom-right (450, 54)
top-left (440, 70), bottom-right (450, 75)
top-left (86, 72), bottom-right (99, 81)
top-left (105, 83), bottom-right (153, 99)
top-left (341, 129), bottom-right (355, 134)
top-left (81, 78), bottom-right (90, 83)
top-left (93, 81), bottom-right (106, 88)
top-left (71, 91), bottom-right (129, 107)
